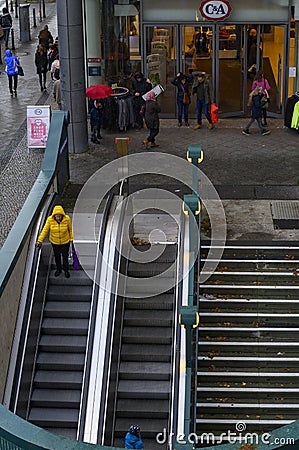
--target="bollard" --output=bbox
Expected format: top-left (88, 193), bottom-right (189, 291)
top-left (10, 0), bottom-right (13, 12)
top-left (39, 0), bottom-right (42, 21)
top-left (5, 0), bottom-right (9, 11)
top-left (15, 0), bottom-right (18, 18)
top-left (42, 0), bottom-right (46, 18)
top-left (11, 27), bottom-right (15, 50)
top-left (32, 8), bottom-right (36, 27)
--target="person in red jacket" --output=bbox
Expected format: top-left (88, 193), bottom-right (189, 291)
top-left (35, 205), bottom-right (74, 278)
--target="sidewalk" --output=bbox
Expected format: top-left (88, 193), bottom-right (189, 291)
top-left (0, 1), bottom-right (299, 250)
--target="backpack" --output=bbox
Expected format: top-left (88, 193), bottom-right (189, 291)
top-left (54, 67), bottom-right (60, 80)
top-left (1, 14), bottom-right (12, 29)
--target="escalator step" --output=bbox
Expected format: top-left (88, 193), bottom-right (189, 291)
top-left (42, 318), bottom-right (89, 335)
top-left (125, 294), bottom-right (174, 310)
top-left (119, 361), bottom-right (171, 380)
top-left (118, 380), bottom-right (170, 399)
top-left (36, 352), bottom-right (85, 371)
top-left (42, 427), bottom-right (77, 439)
top-left (44, 301), bottom-right (90, 318)
top-left (125, 278), bottom-right (174, 296)
top-left (48, 270), bottom-right (92, 285)
top-left (128, 262), bottom-right (176, 277)
top-left (39, 335), bottom-right (87, 352)
top-left (123, 310), bottom-right (173, 327)
top-left (46, 285), bottom-right (92, 301)
top-left (114, 417), bottom-right (168, 437)
top-left (31, 388), bottom-right (81, 407)
top-left (121, 344), bottom-right (171, 362)
top-left (122, 327), bottom-right (172, 344)
top-left (116, 398), bottom-right (169, 418)
top-left (131, 244), bottom-right (177, 261)
top-left (34, 370), bottom-right (83, 389)
top-left (29, 407), bottom-right (78, 427)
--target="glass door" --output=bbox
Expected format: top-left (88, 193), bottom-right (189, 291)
top-left (143, 25), bottom-right (177, 116)
top-left (216, 24), bottom-right (246, 116)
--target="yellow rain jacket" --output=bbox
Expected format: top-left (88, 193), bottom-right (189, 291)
top-left (37, 205), bottom-right (74, 245)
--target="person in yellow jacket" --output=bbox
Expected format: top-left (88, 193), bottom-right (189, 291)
top-left (36, 205), bottom-right (74, 278)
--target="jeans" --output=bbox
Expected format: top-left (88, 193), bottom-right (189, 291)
top-left (38, 72), bottom-right (47, 88)
top-left (245, 117), bottom-right (263, 131)
top-left (177, 100), bottom-right (189, 123)
top-left (196, 99), bottom-right (212, 124)
top-left (8, 74), bottom-right (18, 93)
top-left (147, 127), bottom-right (159, 143)
top-left (52, 242), bottom-right (70, 272)
top-left (3, 28), bottom-right (10, 47)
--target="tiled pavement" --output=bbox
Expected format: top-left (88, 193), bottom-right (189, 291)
top-left (0, 1), bottom-right (299, 248)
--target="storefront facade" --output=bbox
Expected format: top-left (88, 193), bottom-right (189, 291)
top-left (87, 0), bottom-right (295, 118)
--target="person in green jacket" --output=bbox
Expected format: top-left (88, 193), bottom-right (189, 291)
top-left (36, 205), bottom-right (74, 278)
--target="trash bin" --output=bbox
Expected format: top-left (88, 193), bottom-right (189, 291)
top-left (19, 4), bottom-right (30, 42)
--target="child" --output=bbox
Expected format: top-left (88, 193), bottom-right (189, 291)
top-left (242, 86), bottom-right (270, 136)
top-left (90, 99), bottom-right (103, 144)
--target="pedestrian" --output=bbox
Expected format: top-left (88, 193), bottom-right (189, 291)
top-left (50, 54), bottom-right (60, 81)
top-left (35, 44), bottom-right (48, 92)
top-left (4, 49), bottom-right (19, 97)
top-left (35, 205), bottom-right (74, 278)
top-left (125, 424), bottom-right (144, 449)
top-left (0, 7), bottom-right (12, 49)
top-left (48, 42), bottom-right (58, 71)
top-left (131, 72), bottom-right (152, 129)
top-left (251, 70), bottom-right (271, 126)
top-left (90, 99), bottom-right (103, 144)
top-left (192, 71), bottom-right (214, 130)
top-left (143, 90), bottom-right (161, 149)
top-left (171, 72), bottom-right (192, 127)
top-left (53, 78), bottom-right (62, 109)
top-left (38, 24), bottom-right (54, 51)
top-left (242, 86), bottom-right (270, 136)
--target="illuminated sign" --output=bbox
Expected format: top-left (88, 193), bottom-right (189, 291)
top-left (199, 0), bottom-right (232, 21)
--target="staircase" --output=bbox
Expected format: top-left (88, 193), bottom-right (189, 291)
top-left (113, 244), bottom-right (177, 450)
top-left (197, 242), bottom-right (299, 442)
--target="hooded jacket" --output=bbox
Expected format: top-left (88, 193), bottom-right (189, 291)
top-left (38, 205), bottom-right (74, 245)
top-left (131, 72), bottom-right (152, 97)
top-left (4, 49), bottom-right (19, 76)
top-left (125, 431), bottom-right (144, 449)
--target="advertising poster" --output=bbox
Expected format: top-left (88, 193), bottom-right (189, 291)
top-left (27, 106), bottom-right (51, 148)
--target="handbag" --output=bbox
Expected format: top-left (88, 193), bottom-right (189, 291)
top-left (17, 64), bottom-right (24, 76)
top-left (72, 242), bottom-right (80, 270)
top-left (183, 91), bottom-right (191, 105)
top-left (210, 102), bottom-right (219, 123)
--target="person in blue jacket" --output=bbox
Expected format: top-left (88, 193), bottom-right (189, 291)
top-left (242, 85), bottom-right (270, 136)
top-left (171, 72), bottom-right (192, 127)
top-left (125, 424), bottom-right (144, 449)
top-left (90, 99), bottom-right (103, 144)
top-left (4, 49), bottom-right (20, 97)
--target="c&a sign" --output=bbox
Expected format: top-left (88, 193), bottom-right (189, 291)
top-left (199, 0), bottom-right (232, 21)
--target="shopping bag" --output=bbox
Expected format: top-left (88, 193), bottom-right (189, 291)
top-left (17, 64), bottom-right (24, 76)
top-left (72, 242), bottom-right (80, 270)
top-left (211, 103), bottom-right (219, 124)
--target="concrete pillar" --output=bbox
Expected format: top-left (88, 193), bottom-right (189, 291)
top-left (56, 0), bottom-right (88, 154)
top-left (84, 0), bottom-right (103, 86)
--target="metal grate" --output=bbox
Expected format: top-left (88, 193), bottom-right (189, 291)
top-left (271, 201), bottom-right (299, 229)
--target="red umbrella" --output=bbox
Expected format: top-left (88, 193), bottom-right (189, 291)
top-left (86, 84), bottom-right (113, 99)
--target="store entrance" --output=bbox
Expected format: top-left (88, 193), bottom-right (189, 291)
top-left (143, 24), bottom-right (286, 118)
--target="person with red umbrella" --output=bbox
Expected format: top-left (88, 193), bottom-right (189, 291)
top-left (90, 99), bottom-right (103, 144)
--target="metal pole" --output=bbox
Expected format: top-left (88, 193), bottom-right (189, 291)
top-left (42, 0), bottom-right (46, 18)
top-left (15, 0), bottom-right (18, 19)
top-left (5, 0), bottom-right (9, 11)
top-left (32, 8), bottom-right (36, 28)
top-left (39, 0), bottom-right (42, 21)
top-left (10, 0), bottom-right (13, 12)
top-left (11, 27), bottom-right (15, 50)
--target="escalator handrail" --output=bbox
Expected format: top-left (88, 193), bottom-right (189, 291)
top-left (4, 193), bottom-right (56, 412)
top-left (77, 190), bottom-right (115, 440)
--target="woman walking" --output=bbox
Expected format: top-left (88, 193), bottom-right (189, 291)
top-left (35, 44), bottom-right (48, 91)
top-left (36, 205), bottom-right (74, 278)
top-left (143, 91), bottom-right (161, 149)
top-left (251, 70), bottom-right (270, 126)
top-left (4, 49), bottom-right (20, 97)
top-left (171, 72), bottom-right (192, 127)
top-left (242, 86), bottom-right (270, 136)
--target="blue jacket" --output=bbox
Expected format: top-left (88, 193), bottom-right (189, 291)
top-left (90, 102), bottom-right (103, 128)
top-left (125, 431), bottom-right (144, 449)
top-left (4, 49), bottom-right (19, 76)
top-left (171, 74), bottom-right (192, 102)
top-left (250, 93), bottom-right (267, 119)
